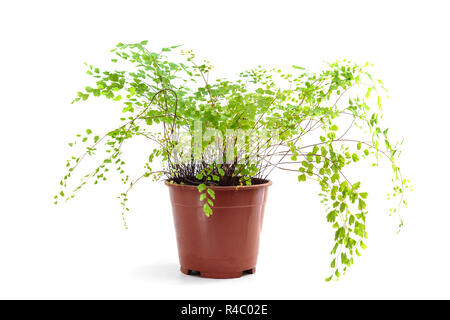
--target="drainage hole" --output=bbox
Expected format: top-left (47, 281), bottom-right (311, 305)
top-left (242, 269), bottom-right (254, 275)
top-left (188, 270), bottom-right (201, 276)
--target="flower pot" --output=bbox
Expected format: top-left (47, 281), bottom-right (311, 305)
top-left (167, 181), bottom-right (272, 279)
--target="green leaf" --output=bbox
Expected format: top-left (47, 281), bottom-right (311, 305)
top-left (358, 198), bottom-right (366, 210)
top-left (349, 215), bottom-right (355, 225)
top-left (331, 173), bottom-right (339, 183)
top-left (354, 221), bottom-right (365, 237)
top-left (327, 210), bottom-right (337, 222)
top-left (207, 188), bottom-right (215, 199)
top-left (298, 174), bottom-right (306, 182)
top-left (198, 184), bottom-right (206, 193)
top-left (203, 203), bottom-right (212, 217)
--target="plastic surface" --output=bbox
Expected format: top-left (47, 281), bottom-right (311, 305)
top-left (167, 181), bottom-right (272, 279)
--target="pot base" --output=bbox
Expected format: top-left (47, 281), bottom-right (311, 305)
top-left (180, 267), bottom-right (256, 279)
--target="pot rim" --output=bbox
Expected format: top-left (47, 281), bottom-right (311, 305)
top-left (165, 179), bottom-right (272, 190)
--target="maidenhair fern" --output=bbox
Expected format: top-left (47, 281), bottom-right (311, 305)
top-left (56, 41), bottom-right (409, 280)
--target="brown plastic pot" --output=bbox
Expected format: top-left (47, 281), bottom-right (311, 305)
top-left (167, 181), bottom-right (272, 279)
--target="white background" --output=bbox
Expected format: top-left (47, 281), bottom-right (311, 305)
top-left (1, 0), bottom-right (449, 299)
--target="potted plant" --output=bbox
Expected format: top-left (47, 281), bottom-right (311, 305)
top-left (55, 41), bottom-right (409, 281)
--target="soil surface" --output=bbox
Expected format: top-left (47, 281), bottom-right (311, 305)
top-left (168, 176), bottom-right (269, 186)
